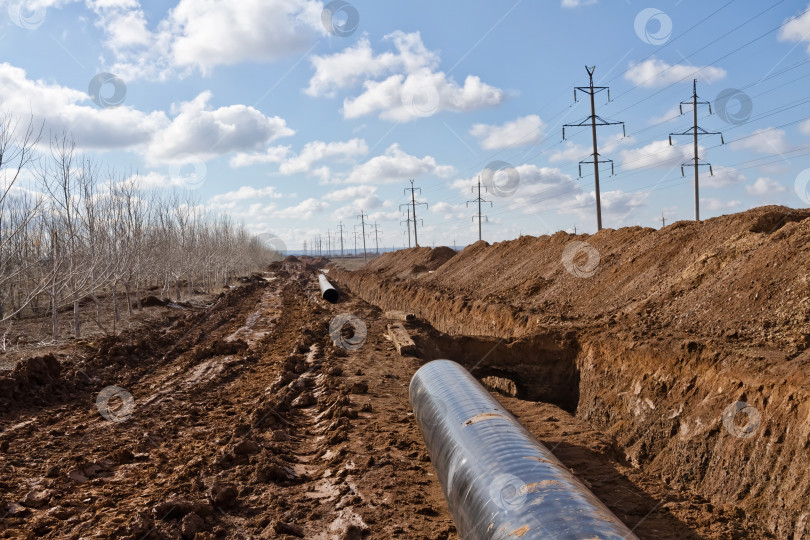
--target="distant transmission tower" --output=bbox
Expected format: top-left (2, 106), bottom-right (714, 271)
top-left (669, 79), bottom-right (724, 222)
top-left (400, 206), bottom-right (412, 249)
top-left (404, 179), bottom-right (428, 247)
top-left (372, 222), bottom-right (382, 255)
top-left (563, 65), bottom-right (626, 231)
top-left (337, 222), bottom-right (346, 258)
top-left (356, 211), bottom-right (369, 261)
top-left (467, 176), bottom-right (492, 242)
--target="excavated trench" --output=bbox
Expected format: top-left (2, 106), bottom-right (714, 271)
top-left (330, 265), bottom-right (810, 538)
top-left (411, 330), bottom-right (580, 412)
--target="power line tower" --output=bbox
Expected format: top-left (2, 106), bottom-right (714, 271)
top-left (326, 229), bottom-right (333, 257)
top-left (352, 230), bottom-right (360, 256)
top-left (356, 211), bottom-right (369, 261)
top-left (400, 206), bottom-right (412, 249)
top-left (467, 175), bottom-right (492, 242)
top-left (372, 222), bottom-right (382, 255)
top-left (337, 222), bottom-right (346, 258)
top-left (669, 79), bottom-right (724, 222)
top-left (563, 65), bottom-right (626, 231)
top-left (404, 179), bottom-right (428, 247)
top-left (660, 212), bottom-right (667, 228)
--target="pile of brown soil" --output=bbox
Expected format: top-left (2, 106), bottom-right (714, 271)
top-left (340, 206), bottom-right (810, 354)
top-left (0, 355), bottom-right (71, 411)
top-left (359, 246), bottom-right (457, 279)
top-left (327, 205), bottom-right (810, 537)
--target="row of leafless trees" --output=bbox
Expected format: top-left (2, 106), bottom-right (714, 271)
top-left (0, 115), bottom-right (281, 341)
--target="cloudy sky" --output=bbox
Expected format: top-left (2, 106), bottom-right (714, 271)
top-left (2, 0), bottom-right (810, 252)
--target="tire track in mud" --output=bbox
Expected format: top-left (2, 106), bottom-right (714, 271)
top-left (0, 266), bottom-right (457, 539)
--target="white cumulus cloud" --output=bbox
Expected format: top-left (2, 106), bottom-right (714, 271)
top-left (625, 58), bottom-right (726, 88)
top-left (345, 143), bottom-right (454, 184)
top-left (778, 6), bottom-right (810, 55)
top-left (745, 177), bottom-right (787, 196)
top-left (306, 31), bottom-right (505, 122)
top-left (470, 115), bottom-right (545, 150)
top-left (146, 91), bottom-right (294, 165)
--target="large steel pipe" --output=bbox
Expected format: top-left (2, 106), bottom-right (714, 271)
top-left (410, 360), bottom-right (639, 540)
top-left (318, 274), bottom-right (339, 303)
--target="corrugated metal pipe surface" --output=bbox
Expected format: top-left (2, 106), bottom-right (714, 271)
top-left (409, 359), bottom-right (639, 540)
top-left (318, 273), bottom-right (339, 303)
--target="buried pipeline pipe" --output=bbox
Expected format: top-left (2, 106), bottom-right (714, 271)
top-left (318, 273), bottom-right (339, 303)
top-left (410, 360), bottom-right (639, 540)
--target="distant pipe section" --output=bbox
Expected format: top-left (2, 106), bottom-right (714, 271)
top-left (410, 360), bottom-right (639, 540)
top-left (318, 274), bottom-right (339, 303)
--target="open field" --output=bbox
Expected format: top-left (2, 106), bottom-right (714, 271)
top-left (1, 205), bottom-right (808, 539)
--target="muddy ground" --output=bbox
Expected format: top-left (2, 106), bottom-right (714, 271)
top-left (1, 205), bottom-right (807, 539)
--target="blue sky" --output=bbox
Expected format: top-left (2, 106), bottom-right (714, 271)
top-left (2, 0), bottom-right (810, 252)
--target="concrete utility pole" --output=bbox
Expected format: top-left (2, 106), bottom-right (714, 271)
top-left (356, 211), bottom-right (368, 261)
top-left (404, 179), bottom-right (428, 247)
top-left (400, 206), bottom-right (412, 249)
top-left (660, 212), bottom-right (667, 228)
top-left (669, 79), bottom-right (724, 222)
top-left (467, 175), bottom-right (492, 242)
top-left (563, 66), bottom-right (626, 231)
top-left (372, 222), bottom-right (382, 255)
top-left (337, 222), bottom-right (346, 258)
